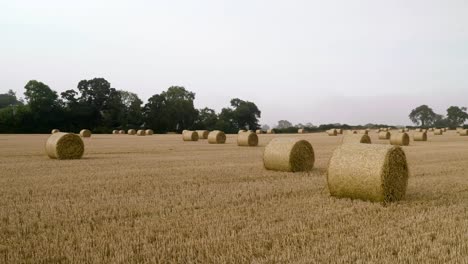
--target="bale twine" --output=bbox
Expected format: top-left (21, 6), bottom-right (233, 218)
top-left (196, 130), bottom-right (209, 139)
top-left (433, 129), bottom-right (443, 135)
top-left (390, 132), bottom-right (409, 146)
top-left (378, 131), bottom-right (391, 140)
top-left (327, 144), bottom-right (409, 203)
top-left (182, 130), bottom-right (199, 141)
top-left (459, 129), bottom-right (468, 136)
top-left (119, 130), bottom-right (126, 134)
top-left (413, 131), bottom-right (427, 141)
top-left (342, 134), bottom-right (371, 144)
top-left (237, 131), bottom-right (258, 147)
top-left (146, 129), bottom-right (154, 135)
top-left (256, 129), bottom-right (263, 134)
top-left (45, 132), bottom-right (84, 160)
top-left (128, 129), bottom-right (136, 135)
top-left (327, 129), bottom-right (337, 136)
top-left (267, 129), bottom-right (275, 134)
top-left (79, 129), bottom-right (92, 138)
top-left (298, 129), bottom-right (305, 134)
top-left (51, 129), bottom-right (60, 134)
top-left (263, 138), bottom-right (314, 172)
top-left (208, 130), bottom-right (226, 144)
top-left (136, 130), bottom-right (146, 136)
top-left (359, 130), bottom-right (368, 135)
top-left (112, 130), bottom-right (118, 134)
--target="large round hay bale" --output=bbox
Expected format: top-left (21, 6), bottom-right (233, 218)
top-left (327, 129), bottom-right (337, 136)
top-left (336, 129), bottom-right (343, 134)
top-left (413, 131), bottom-right (427, 141)
top-left (208, 130), bottom-right (226, 144)
top-left (112, 130), bottom-right (118, 134)
top-left (267, 129), bottom-right (275, 134)
top-left (196, 130), bottom-right (209, 139)
top-left (298, 129), bottom-right (305, 134)
top-left (390, 132), bottom-right (409, 146)
top-left (119, 130), bottom-right (126, 134)
top-left (51, 129), bottom-right (60, 134)
top-left (459, 129), bottom-right (468, 136)
top-left (342, 134), bottom-right (371, 144)
top-left (327, 144), bottom-right (409, 203)
top-left (128, 129), bottom-right (136, 135)
top-left (256, 129), bottom-right (263, 134)
top-left (359, 130), bottom-right (368, 135)
top-left (182, 130), bottom-right (198, 141)
top-left (433, 129), bottom-right (443, 135)
top-left (378, 131), bottom-right (391, 140)
top-left (136, 129), bottom-right (146, 136)
top-left (145, 129), bottom-right (154, 135)
top-left (263, 138), bottom-right (314, 172)
top-left (45, 132), bottom-right (84, 160)
top-left (237, 131), bottom-right (258, 147)
top-left (79, 129), bottom-right (92, 138)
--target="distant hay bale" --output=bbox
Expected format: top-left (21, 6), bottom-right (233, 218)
top-left (378, 131), bottom-right (391, 140)
top-left (145, 129), bottom-right (154, 135)
top-left (256, 129), bottom-right (263, 134)
top-left (459, 129), bottom-right (468, 136)
top-left (263, 138), bottom-right (314, 172)
top-left (433, 129), bottom-right (443, 135)
top-left (404, 128), bottom-right (410, 132)
top-left (359, 130), bottom-right (368, 135)
top-left (119, 130), bottom-right (126, 134)
top-left (398, 129), bottom-right (405, 133)
top-left (441, 128), bottom-right (446, 132)
top-left (327, 129), bottom-right (337, 136)
top-left (238, 130), bottom-right (247, 134)
top-left (45, 132), bottom-right (84, 160)
top-left (390, 132), bottom-right (410, 146)
top-left (79, 129), bottom-right (91, 138)
top-left (342, 134), bottom-right (371, 144)
top-left (414, 128), bottom-right (422, 132)
top-left (267, 129), bottom-right (275, 134)
top-left (112, 130), bottom-right (118, 134)
top-left (327, 144), bottom-right (409, 203)
top-left (413, 131), bottom-right (427, 141)
top-left (51, 129), bottom-right (60, 134)
top-left (298, 129), bottom-right (305, 134)
top-left (208, 130), bottom-right (226, 144)
top-left (237, 131), bottom-right (258, 146)
top-left (136, 129), bottom-right (146, 136)
top-left (196, 130), bottom-right (209, 139)
top-left (428, 128), bottom-right (434, 132)
top-left (128, 129), bottom-right (136, 135)
top-left (375, 129), bottom-right (380, 133)
top-left (182, 130), bottom-right (198, 141)
top-left (336, 129), bottom-right (343, 134)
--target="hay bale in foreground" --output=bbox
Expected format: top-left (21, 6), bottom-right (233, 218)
top-left (208, 130), bottom-right (226, 144)
top-left (119, 130), bottom-right (126, 134)
top-left (342, 134), bottom-right (371, 144)
top-left (267, 129), bottom-right (275, 134)
top-left (79, 129), bottom-right (91, 138)
top-left (237, 131), bottom-right (258, 146)
top-left (128, 129), bottom-right (136, 135)
top-left (263, 138), bottom-right (314, 172)
top-left (45, 132), bottom-right (84, 160)
top-left (145, 129), bottom-right (154, 135)
top-left (136, 130), bottom-right (146, 136)
top-left (459, 129), bottom-right (468, 136)
top-left (378, 131), bottom-right (391, 140)
top-left (51, 129), bottom-right (60, 134)
top-left (327, 144), bottom-right (409, 203)
top-left (327, 129), bottom-right (337, 136)
top-left (433, 129), bottom-right (443, 135)
top-left (413, 131), bottom-right (427, 141)
top-left (182, 130), bottom-right (198, 141)
top-left (390, 132), bottom-right (409, 146)
top-left (196, 130), bottom-right (209, 139)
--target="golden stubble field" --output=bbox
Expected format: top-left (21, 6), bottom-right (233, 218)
top-left (0, 131), bottom-right (467, 263)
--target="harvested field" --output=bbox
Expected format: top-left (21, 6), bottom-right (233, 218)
top-left (0, 132), bottom-right (467, 263)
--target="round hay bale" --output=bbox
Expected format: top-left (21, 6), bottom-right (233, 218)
top-left (51, 129), bottom-right (60, 134)
top-left (336, 129), bottom-right (343, 134)
top-left (208, 130), bottom-right (226, 144)
top-left (256, 129), bottom-right (263, 134)
top-left (196, 130), bottom-right (209, 139)
top-left (182, 130), bottom-right (198, 141)
top-left (237, 131), bottom-right (258, 146)
top-left (378, 131), bottom-right (391, 140)
top-left (136, 129), bottom-right (146, 136)
top-left (298, 129), bottom-right (305, 134)
top-left (428, 128), bottom-right (434, 132)
top-left (398, 129), bottom-right (405, 133)
top-left (128, 129), bottom-right (136, 135)
top-left (267, 129), bottom-right (275, 134)
top-left (414, 128), bottom-right (422, 132)
top-left (119, 130), bottom-right (126, 134)
top-left (79, 129), bottom-right (91, 138)
top-left (404, 128), bottom-right (410, 132)
top-left (263, 138), bottom-right (314, 172)
top-left (327, 129), bottom-right (337, 136)
top-left (145, 129), bottom-right (154, 135)
top-left (238, 130), bottom-right (247, 134)
top-left (433, 129), bottom-right (443, 135)
top-left (45, 132), bottom-right (84, 160)
top-left (413, 131), bottom-right (427, 141)
top-left (390, 132), bottom-right (409, 146)
top-left (459, 129), bottom-right (468, 136)
top-left (342, 134), bottom-right (371, 144)
top-left (375, 129), bottom-right (380, 133)
top-left (112, 130), bottom-right (118, 134)
top-left (359, 130), bottom-right (368, 135)
top-left (327, 144), bottom-right (409, 203)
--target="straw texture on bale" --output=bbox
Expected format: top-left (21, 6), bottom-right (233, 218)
top-left (145, 129), bottom-right (154, 135)
top-left (327, 144), bottom-right (409, 203)
top-left (263, 138), bottom-right (314, 172)
top-left (112, 130), bottom-right (118, 134)
top-left (267, 129), bottom-right (275, 134)
top-left (136, 130), bottom-right (146, 136)
top-left (378, 131), bottom-right (391, 140)
top-left (79, 129), bottom-right (91, 138)
top-left (45, 132), bottom-right (84, 160)
top-left (433, 129), bottom-right (443, 135)
top-left (390, 133), bottom-right (410, 146)
top-left (208, 131), bottom-right (226, 144)
top-left (413, 131), bottom-right (427, 141)
top-left (128, 129), bottom-right (136, 135)
top-left (327, 129), bottom-right (337, 136)
top-left (459, 129), bottom-right (468, 136)
top-left (119, 130), bottom-right (126, 134)
top-left (196, 130), bottom-right (209, 139)
top-left (237, 131), bottom-right (258, 147)
top-left (359, 130), bottom-right (368, 135)
top-left (51, 129), bottom-right (60, 134)
top-left (342, 134), bottom-right (371, 144)
top-left (182, 131), bottom-right (198, 141)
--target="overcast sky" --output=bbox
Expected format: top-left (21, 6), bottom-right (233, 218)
top-left (1, 0), bottom-right (467, 126)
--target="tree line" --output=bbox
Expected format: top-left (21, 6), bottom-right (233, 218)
top-left (0, 78), bottom-right (261, 134)
top-left (409, 105), bottom-right (468, 128)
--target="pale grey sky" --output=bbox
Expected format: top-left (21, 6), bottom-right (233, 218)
top-left (1, 0), bottom-right (467, 126)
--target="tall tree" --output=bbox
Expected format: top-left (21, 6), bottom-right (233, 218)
top-left (446, 106), bottom-right (468, 127)
top-left (0, 90), bottom-right (22, 109)
top-left (195, 107), bottom-right (218, 130)
top-left (229, 98), bottom-right (261, 130)
top-left (119, 90), bottom-right (143, 128)
top-left (276, 120), bottom-right (293, 129)
top-left (409, 105), bottom-right (437, 127)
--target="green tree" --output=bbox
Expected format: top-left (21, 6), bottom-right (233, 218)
top-left (446, 106), bottom-right (468, 127)
top-left (276, 120), bottom-right (293, 129)
top-left (0, 90), bottom-right (22, 109)
top-left (229, 98), bottom-right (261, 130)
top-left (409, 105), bottom-right (437, 127)
top-left (195, 107), bottom-right (218, 130)
top-left (119, 90), bottom-right (143, 128)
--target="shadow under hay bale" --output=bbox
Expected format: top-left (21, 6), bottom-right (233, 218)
top-left (263, 138), bottom-right (314, 172)
top-left (46, 132), bottom-right (84, 160)
top-left (237, 131), bottom-right (258, 147)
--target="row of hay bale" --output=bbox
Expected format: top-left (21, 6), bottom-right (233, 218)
top-left (239, 129), bottom-right (275, 134)
top-left (112, 129), bottom-right (154, 135)
top-left (52, 129), bottom-right (92, 138)
top-left (183, 130), bottom-right (260, 146)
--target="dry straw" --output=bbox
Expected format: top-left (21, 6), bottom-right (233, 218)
top-left (414, 128), bottom-right (422, 132)
top-left (136, 130), bottom-right (146, 136)
top-left (267, 129), bottom-right (275, 134)
top-left (208, 130), bottom-right (226, 144)
top-left (378, 131), bottom-right (391, 140)
top-left (359, 130), bottom-right (368, 135)
top-left (336, 129), bottom-right (343, 134)
top-left (119, 130), bottom-right (126, 134)
top-left (237, 131), bottom-right (258, 147)
top-left (196, 130), bottom-right (209, 139)
top-left (145, 129), bottom-right (154, 135)
top-left (263, 138), bottom-right (314, 172)
top-left (459, 129), bottom-right (468, 136)
top-left (390, 132), bottom-right (410, 146)
top-left (128, 129), bottom-right (136, 135)
top-left (433, 129), bottom-right (443, 135)
top-left (342, 134), bottom-right (371, 144)
top-left (182, 130), bottom-right (199, 141)
top-left (256, 129), bottom-right (263, 134)
top-left (298, 129), bottom-right (305, 134)
top-left (51, 129), bottom-right (60, 134)
top-left (238, 130), bottom-right (247, 134)
top-left (327, 144), bottom-right (409, 203)
top-left (45, 132), bottom-right (84, 160)
top-left (327, 129), bottom-right (337, 136)
top-left (398, 129), bottom-right (405, 133)
top-left (79, 129), bottom-right (91, 138)
top-left (413, 131), bottom-right (427, 141)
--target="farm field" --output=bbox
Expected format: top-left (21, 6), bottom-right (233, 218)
top-left (0, 132), bottom-right (467, 263)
